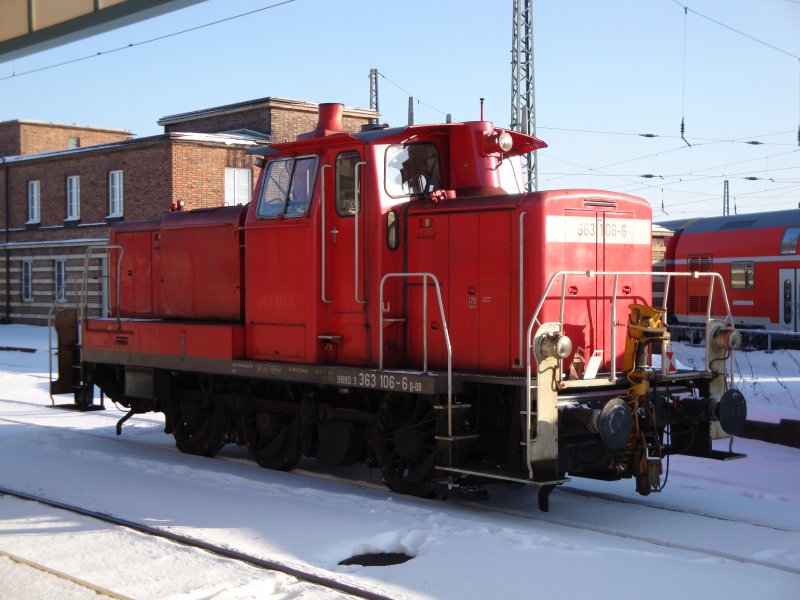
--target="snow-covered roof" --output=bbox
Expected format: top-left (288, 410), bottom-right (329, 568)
top-left (0, 118), bottom-right (130, 135)
top-left (0, 131), bottom-right (261, 165)
top-left (158, 96), bottom-right (378, 125)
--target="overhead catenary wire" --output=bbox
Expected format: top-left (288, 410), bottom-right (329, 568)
top-left (670, 0), bottom-right (800, 148)
top-left (373, 70), bottom-right (449, 120)
top-left (538, 125), bottom-right (796, 146)
top-left (0, 0), bottom-right (298, 80)
top-left (542, 145), bottom-right (799, 184)
top-left (670, 0), bottom-right (799, 61)
top-left (680, 5), bottom-right (691, 147)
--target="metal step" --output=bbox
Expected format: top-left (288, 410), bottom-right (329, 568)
top-left (436, 464), bottom-right (568, 486)
top-left (435, 434), bottom-right (480, 442)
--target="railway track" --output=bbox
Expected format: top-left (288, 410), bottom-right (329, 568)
top-left (454, 490), bottom-right (800, 576)
top-left (0, 485), bottom-right (392, 600)
top-left (0, 546), bottom-right (128, 599)
top-left (558, 486), bottom-right (798, 533)
top-left (2, 396), bottom-right (798, 580)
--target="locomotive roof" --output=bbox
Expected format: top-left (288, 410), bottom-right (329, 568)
top-left (658, 209), bottom-right (800, 234)
top-left (246, 121), bottom-right (546, 157)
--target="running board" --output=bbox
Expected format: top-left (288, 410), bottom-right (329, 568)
top-left (708, 450), bottom-right (747, 460)
top-left (436, 465), bottom-right (568, 487)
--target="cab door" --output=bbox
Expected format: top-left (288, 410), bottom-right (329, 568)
top-left (321, 148), bottom-right (369, 363)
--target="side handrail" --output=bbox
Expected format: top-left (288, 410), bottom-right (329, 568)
top-left (523, 269), bottom-right (733, 475)
top-left (81, 244), bottom-right (124, 330)
top-left (379, 272), bottom-right (453, 433)
top-left (47, 303), bottom-right (57, 406)
top-left (48, 280), bottom-right (72, 405)
top-left (319, 164), bottom-right (333, 304)
top-left (353, 161), bottom-right (367, 305)
top-left (517, 211), bottom-right (526, 365)
top-left (524, 269), bottom-right (733, 374)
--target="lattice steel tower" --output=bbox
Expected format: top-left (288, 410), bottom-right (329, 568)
top-left (369, 68), bottom-right (379, 124)
top-left (510, 0), bottom-right (537, 191)
top-left (723, 180), bottom-right (730, 216)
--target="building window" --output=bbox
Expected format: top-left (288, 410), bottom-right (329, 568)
top-left (54, 260), bottom-right (67, 302)
top-left (730, 261), bottom-right (754, 290)
top-left (109, 170), bottom-right (123, 216)
top-left (27, 180), bottom-right (40, 223)
top-left (68, 137), bottom-right (80, 148)
top-left (21, 260), bottom-right (33, 302)
top-left (224, 168), bottom-right (252, 206)
top-left (66, 175), bottom-right (80, 220)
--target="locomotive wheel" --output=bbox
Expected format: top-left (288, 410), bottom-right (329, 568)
top-left (373, 394), bottom-right (437, 497)
top-left (239, 384), bottom-right (303, 471)
top-left (169, 392), bottom-right (225, 458)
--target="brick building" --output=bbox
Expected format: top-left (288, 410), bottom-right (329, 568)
top-left (1, 97), bottom-right (378, 324)
top-left (158, 96), bottom-right (376, 143)
top-left (1, 131), bottom-right (261, 324)
top-left (0, 119), bottom-right (132, 158)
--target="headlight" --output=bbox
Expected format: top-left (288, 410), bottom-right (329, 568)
top-left (537, 332), bottom-right (573, 360)
top-left (497, 132), bottom-right (513, 152)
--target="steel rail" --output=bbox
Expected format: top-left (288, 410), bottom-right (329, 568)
top-left (0, 546), bottom-right (130, 600)
top-left (0, 485), bottom-right (395, 600)
top-left (454, 489), bottom-right (800, 576)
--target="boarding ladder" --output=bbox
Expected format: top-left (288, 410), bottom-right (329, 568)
top-left (378, 274), bottom-right (485, 461)
top-left (48, 244), bottom-right (123, 410)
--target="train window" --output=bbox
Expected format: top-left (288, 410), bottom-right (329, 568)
top-left (730, 262), bottom-right (754, 290)
top-left (386, 209), bottom-right (399, 250)
top-left (785, 280), bottom-right (793, 324)
top-left (336, 151), bottom-right (360, 216)
top-left (385, 143), bottom-right (442, 198)
top-left (780, 227), bottom-right (800, 255)
top-left (257, 155), bottom-right (318, 219)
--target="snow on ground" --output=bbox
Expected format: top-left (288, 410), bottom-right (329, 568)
top-left (1, 324), bottom-right (799, 599)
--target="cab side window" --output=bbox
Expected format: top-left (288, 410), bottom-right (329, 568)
top-left (385, 142), bottom-right (442, 198)
top-left (257, 155), bottom-right (318, 219)
top-left (336, 151), bottom-right (360, 216)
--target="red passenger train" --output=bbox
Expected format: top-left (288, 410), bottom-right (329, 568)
top-left (663, 210), bottom-right (800, 334)
top-left (53, 103), bottom-right (747, 508)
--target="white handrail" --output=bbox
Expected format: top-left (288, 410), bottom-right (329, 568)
top-left (81, 244), bottom-right (124, 329)
top-left (524, 269), bottom-right (734, 475)
top-left (379, 272), bottom-right (453, 433)
top-left (524, 269), bottom-right (733, 370)
top-left (319, 164), bottom-right (333, 304)
top-left (353, 161), bottom-right (367, 305)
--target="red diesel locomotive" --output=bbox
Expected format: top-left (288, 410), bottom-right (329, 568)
top-left (53, 103), bottom-right (747, 507)
top-left (663, 210), bottom-right (800, 335)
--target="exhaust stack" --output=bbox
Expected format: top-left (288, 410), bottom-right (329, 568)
top-left (297, 103), bottom-right (344, 140)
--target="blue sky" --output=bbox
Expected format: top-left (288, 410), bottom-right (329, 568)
top-left (1, 0), bottom-right (798, 219)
